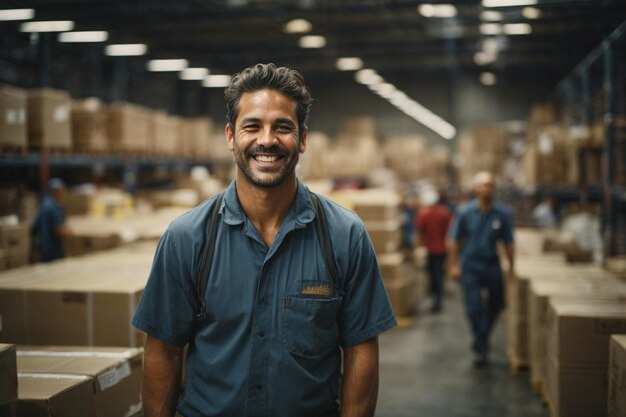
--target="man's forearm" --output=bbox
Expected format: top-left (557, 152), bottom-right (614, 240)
top-left (340, 337), bottom-right (379, 417)
top-left (142, 335), bottom-right (184, 417)
top-left (505, 243), bottom-right (515, 275)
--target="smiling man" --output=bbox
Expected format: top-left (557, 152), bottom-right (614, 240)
top-left (133, 63), bottom-right (396, 417)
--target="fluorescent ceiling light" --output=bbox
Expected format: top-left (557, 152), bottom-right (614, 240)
top-left (20, 20), bottom-right (74, 33)
top-left (474, 51), bottom-right (497, 66)
top-left (147, 59), bottom-right (188, 72)
top-left (480, 72), bottom-right (497, 86)
top-left (482, 0), bottom-right (537, 7)
top-left (354, 69), bottom-right (382, 85)
top-left (480, 23), bottom-right (502, 35)
top-left (0, 9), bottom-right (35, 21)
top-left (336, 57), bottom-right (363, 71)
top-left (503, 23), bottom-right (532, 35)
top-left (180, 67), bottom-right (209, 80)
top-left (298, 35), bottom-right (326, 48)
top-left (203, 75), bottom-right (232, 88)
top-left (372, 82), bottom-right (396, 98)
top-left (59, 31), bottom-right (108, 43)
top-left (418, 4), bottom-right (457, 18)
top-left (480, 10), bottom-right (503, 21)
top-left (522, 7), bottom-right (541, 19)
top-left (482, 38), bottom-right (501, 52)
top-left (105, 44), bottom-right (147, 56)
top-left (284, 18), bottom-right (312, 34)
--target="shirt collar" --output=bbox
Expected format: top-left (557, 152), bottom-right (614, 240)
top-left (221, 179), bottom-right (316, 227)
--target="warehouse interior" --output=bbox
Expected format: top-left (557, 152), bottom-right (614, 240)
top-left (1, 0), bottom-right (626, 416)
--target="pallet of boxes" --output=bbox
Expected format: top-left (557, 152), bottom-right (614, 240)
top-left (337, 188), bottom-right (420, 318)
top-left (0, 243), bottom-right (155, 417)
top-left (0, 221), bottom-right (30, 270)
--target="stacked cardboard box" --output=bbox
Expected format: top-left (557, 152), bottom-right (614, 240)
top-left (27, 89), bottom-right (72, 152)
top-left (0, 242), bottom-right (156, 347)
top-left (152, 111), bottom-right (180, 157)
top-left (71, 98), bottom-right (108, 154)
top-left (0, 224), bottom-right (30, 270)
top-left (545, 300), bottom-right (626, 417)
top-left (17, 373), bottom-right (95, 417)
top-left (609, 335), bottom-right (626, 417)
top-left (528, 279), bottom-right (626, 394)
top-left (0, 86), bottom-right (27, 152)
top-left (336, 189), bottom-right (419, 316)
top-left (16, 346), bottom-right (142, 417)
top-left (179, 117), bottom-right (213, 160)
top-left (0, 344), bottom-right (17, 417)
top-left (107, 103), bottom-right (150, 154)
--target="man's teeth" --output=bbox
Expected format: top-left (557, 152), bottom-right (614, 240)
top-left (254, 155), bottom-right (280, 162)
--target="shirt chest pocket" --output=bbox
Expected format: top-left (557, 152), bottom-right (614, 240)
top-left (281, 296), bottom-right (342, 357)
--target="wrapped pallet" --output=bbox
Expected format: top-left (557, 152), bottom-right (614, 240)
top-left (107, 103), bottom-right (150, 154)
top-left (71, 98), bottom-right (108, 153)
top-left (27, 88), bottom-right (72, 151)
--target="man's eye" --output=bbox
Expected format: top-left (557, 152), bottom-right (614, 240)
top-left (275, 125), bottom-right (293, 132)
top-left (244, 124), bottom-right (259, 130)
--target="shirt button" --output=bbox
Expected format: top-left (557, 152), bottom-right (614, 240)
top-left (258, 331), bottom-right (265, 337)
top-left (256, 383), bottom-right (262, 390)
top-left (259, 298), bottom-right (265, 305)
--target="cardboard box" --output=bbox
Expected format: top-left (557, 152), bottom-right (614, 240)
top-left (365, 220), bottom-right (403, 254)
top-left (545, 300), bottom-right (626, 417)
top-left (0, 86), bottom-right (27, 150)
top-left (107, 103), bottom-right (150, 154)
top-left (16, 373), bottom-right (95, 417)
top-left (27, 89), bottom-right (72, 150)
top-left (528, 281), bottom-right (626, 392)
top-left (0, 344), bottom-right (17, 407)
top-left (17, 346), bottom-right (142, 417)
top-left (71, 99), bottom-right (108, 153)
top-left (609, 335), bottom-right (626, 417)
top-left (384, 269), bottom-right (419, 317)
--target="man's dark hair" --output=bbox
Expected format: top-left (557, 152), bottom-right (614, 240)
top-left (224, 63), bottom-right (313, 138)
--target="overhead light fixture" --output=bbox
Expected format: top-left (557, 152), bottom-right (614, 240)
top-left (180, 67), bottom-right (209, 80)
top-left (480, 72), bottom-right (497, 86)
top-left (105, 44), bottom-right (147, 56)
top-left (482, 38), bottom-right (501, 53)
top-left (59, 31), bottom-right (108, 43)
top-left (284, 18), bottom-right (312, 34)
top-left (147, 59), bottom-right (188, 72)
top-left (474, 51), bottom-right (497, 66)
top-left (503, 23), bottom-right (532, 35)
top-left (298, 35), bottom-right (326, 48)
top-left (203, 74), bottom-right (232, 88)
top-left (20, 20), bottom-right (74, 33)
top-left (354, 69), bottom-right (382, 85)
top-left (480, 10), bottom-right (503, 21)
top-left (418, 4), bottom-right (458, 18)
top-left (371, 82), bottom-right (396, 98)
top-left (336, 57), bottom-right (363, 71)
top-left (0, 8), bottom-right (35, 21)
top-left (479, 23), bottom-right (502, 35)
top-left (522, 7), bottom-right (541, 19)
top-left (482, 0), bottom-right (537, 7)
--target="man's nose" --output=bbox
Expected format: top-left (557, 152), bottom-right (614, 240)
top-left (257, 126), bottom-right (277, 146)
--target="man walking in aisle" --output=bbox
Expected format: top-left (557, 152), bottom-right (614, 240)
top-left (133, 63), bottom-right (396, 417)
top-left (415, 188), bottom-right (452, 313)
top-left (448, 171), bottom-right (515, 367)
top-left (31, 177), bottom-right (72, 262)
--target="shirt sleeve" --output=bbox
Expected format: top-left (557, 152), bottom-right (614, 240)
top-left (132, 229), bottom-right (198, 347)
top-left (338, 229), bottom-right (397, 347)
top-left (448, 209), bottom-right (465, 241)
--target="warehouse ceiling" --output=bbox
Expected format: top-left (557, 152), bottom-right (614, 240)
top-left (1, 0), bottom-right (625, 101)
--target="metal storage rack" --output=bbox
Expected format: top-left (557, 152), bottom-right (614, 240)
top-left (550, 20), bottom-right (626, 259)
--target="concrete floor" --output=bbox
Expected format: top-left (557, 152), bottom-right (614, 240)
top-left (376, 283), bottom-right (549, 417)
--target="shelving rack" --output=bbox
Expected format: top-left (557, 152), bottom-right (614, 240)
top-left (550, 20), bottom-right (626, 259)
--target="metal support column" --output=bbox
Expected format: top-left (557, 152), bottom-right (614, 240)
top-left (602, 40), bottom-right (616, 260)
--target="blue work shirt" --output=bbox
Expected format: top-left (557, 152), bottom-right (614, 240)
top-left (448, 199), bottom-right (514, 269)
top-left (132, 179), bottom-right (397, 417)
top-left (31, 194), bottom-right (66, 262)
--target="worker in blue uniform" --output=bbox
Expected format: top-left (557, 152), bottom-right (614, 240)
top-left (448, 171), bottom-right (515, 367)
top-left (133, 63), bottom-right (397, 417)
top-left (31, 177), bottom-right (71, 262)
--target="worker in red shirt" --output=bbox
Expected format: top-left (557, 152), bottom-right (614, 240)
top-left (415, 188), bottom-right (453, 312)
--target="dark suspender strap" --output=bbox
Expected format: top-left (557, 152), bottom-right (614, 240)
top-left (309, 191), bottom-right (340, 291)
top-left (195, 192), bottom-right (225, 322)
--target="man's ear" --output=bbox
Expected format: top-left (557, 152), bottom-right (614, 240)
top-left (299, 128), bottom-right (307, 154)
top-left (225, 123), bottom-right (235, 151)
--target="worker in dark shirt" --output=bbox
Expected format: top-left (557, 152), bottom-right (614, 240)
top-left (31, 178), bottom-right (71, 262)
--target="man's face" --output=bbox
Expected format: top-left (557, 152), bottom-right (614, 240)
top-left (475, 176), bottom-right (495, 200)
top-left (226, 89), bottom-right (306, 188)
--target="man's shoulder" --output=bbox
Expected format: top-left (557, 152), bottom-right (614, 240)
top-left (167, 194), bottom-right (222, 237)
top-left (493, 201), bottom-right (513, 217)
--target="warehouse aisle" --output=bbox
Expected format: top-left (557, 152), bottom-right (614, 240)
top-left (376, 282), bottom-right (549, 417)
